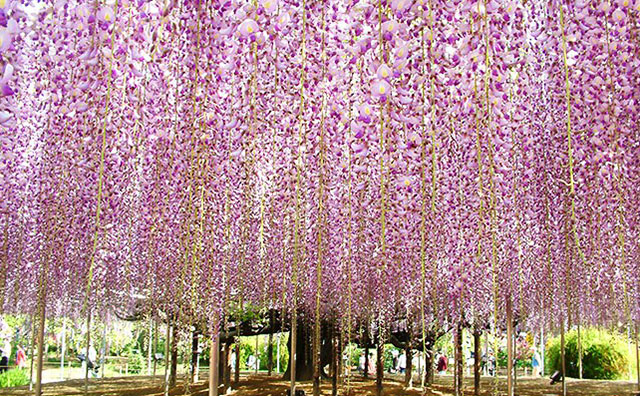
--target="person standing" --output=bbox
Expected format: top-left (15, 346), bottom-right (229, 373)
top-left (397, 351), bottom-right (407, 374)
top-left (0, 347), bottom-right (8, 373)
top-left (531, 348), bottom-right (541, 377)
top-left (230, 349), bottom-right (236, 372)
top-left (367, 352), bottom-right (375, 375)
top-left (16, 345), bottom-right (27, 369)
top-left (358, 352), bottom-right (365, 374)
top-left (437, 352), bottom-right (448, 375)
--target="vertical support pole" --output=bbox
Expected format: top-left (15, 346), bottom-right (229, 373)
top-left (234, 338), bottom-right (240, 384)
top-left (376, 334), bottom-right (383, 396)
top-left (83, 310), bottom-right (92, 396)
top-left (513, 324), bottom-right (517, 391)
top-left (34, 292), bottom-right (47, 396)
top-left (268, 311), bottom-right (274, 376)
top-left (209, 336), bottom-right (219, 396)
top-left (332, 329), bottom-right (338, 396)
top-left (192, 330), bottom-right (200, 382)
top-left (29, 313), bottom-right (36, 391)
top-left (170, 325), bottom-right (178, 388)
top-left (506, 297), bottom-right (514, 396)
top-left (629, 326), bottom-right (634, 381)
top-left (364, 345), bottom-right (370, 379)
top-left (635, 324), bottom-right (639, 392)
top-left (224, 342), bottom-right (231, 393)
top-left (164, 320), bottom-right (171, 396)
top-left (540, 326), bottom-right (545, 377)
top-left (560, 317), bottom-right (567, 396)
top-left (60, 319), bottom-right (66, 381)
top-left (153, 318), bottom-right (158, 376)
top-left (474, 328), bottom-right (481, 396)
top-left (148, 317), bottom-right (153, 376)
top-left (290, 313), bottom-right (297, 396)
top-left (455, 324), bottom-right (463, 396)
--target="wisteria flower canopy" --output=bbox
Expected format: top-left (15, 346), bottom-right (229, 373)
top-left (0, 0), bottom-right (639, 337)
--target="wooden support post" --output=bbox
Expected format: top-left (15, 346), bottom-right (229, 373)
top-left (507, 297), bottom-right (514, 396)
top-left (83, 310), bottom-right (92, 396)
top-left (376, 334), bottom-right (383, 396)
top-left (474, 328), bottom-right (481, 396)
top-left (148, 318), bottom-right (153, 376)
top-left (290, 312), bottom-right (298, 396)
top-left (60, 319), bottom-right (66, 381)
top-left (540, 326), bottom-right (545, 377)
top-left (234, 338), bottom-right (240, 384)
top-left (276, 334), bottom-right (281, 374)
top-left (209, 336), bottom-right (219, 396)
top-left (153, 318), bottom-right (158, 376)
top-left (560, 317), bottom-right (567, 396)
top-left (29, 313), bottom-right (36, 391)
top-left (513, 324), bottom-right (517, 392)
top-left (635, 324), bottom-right (639, 392)
top-left (268, 311), bottom-right (274, 376)
top-left (331, 330), bottom-right (342, 396)
top-left (164, 320), bottom-right (171, 396)
top-left (224, 342), bottom-right (231, 393)
top-left (192, 330), bottom-right (200, 382)
top-left (455, 324), bottom-right (463, 396)
top-left (34, 290), bottom-right (47, 396)
top-left (170, 325), bottom-right (178, 388)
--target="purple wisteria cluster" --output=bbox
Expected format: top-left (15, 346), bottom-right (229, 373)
top-left (0, 0), bottom-right (639, 337)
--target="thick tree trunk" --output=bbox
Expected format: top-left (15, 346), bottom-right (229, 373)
top-left (404, 346), bottom-right (413, 388)
top-left (285, 318), bottom-right (313, 381)
top-left (473, 328), bottom-right (481, 396)
top-left (425, 344), bottom-right (435, 385)
top-left (284, 318), bottom-right (334, 382)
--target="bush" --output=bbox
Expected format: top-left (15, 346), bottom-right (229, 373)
top-left (0, 369), bottom-right (30, 388)
top-left (545, 327), bottom-right (629, 379)
top-left (126, 352), bottom-right (145, 374)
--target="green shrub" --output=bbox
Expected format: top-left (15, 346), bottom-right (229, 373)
top-left (545, 327), bottom-right (629, 379)
top-left (126, 352), bottom-right (145, 374)
top-left (0, 369), bottom-right (30, 388)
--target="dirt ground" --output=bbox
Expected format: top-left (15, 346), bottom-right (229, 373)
top-left (3, 373), bottom-right (639, 396)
